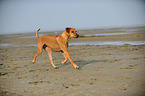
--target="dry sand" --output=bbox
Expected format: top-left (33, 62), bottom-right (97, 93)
top-left (0, 27), bottom-right (145, 96)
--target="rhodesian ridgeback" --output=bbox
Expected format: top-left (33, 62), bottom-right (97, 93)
top-left (32, 27), bottom-right (79, 69)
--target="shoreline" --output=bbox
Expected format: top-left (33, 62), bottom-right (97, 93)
top-left (1, 40), bottom-right (145, 47)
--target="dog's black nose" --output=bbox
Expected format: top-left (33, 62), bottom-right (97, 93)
top-left (76, 34), bottom-right (79, 38)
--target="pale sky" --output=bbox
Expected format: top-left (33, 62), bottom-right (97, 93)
top-left (0, 0), bottom-right (145, 34)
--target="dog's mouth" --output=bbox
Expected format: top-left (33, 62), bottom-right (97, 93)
top-left (75, 34), bottom-right (79, 38)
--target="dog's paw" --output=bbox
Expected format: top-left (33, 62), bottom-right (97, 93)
top-left (32, 61), bottom-right (35, 64)
top-left (54, 66), bottom-right (59, 69)
top-left (75, 66), bottom-right (80, 69)
top-left (61, 61), bottom-right (66, 64)
top-left (61, 59), bottom-right (68, 64)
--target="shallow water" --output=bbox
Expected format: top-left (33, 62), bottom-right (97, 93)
top-left (0, 43), bottom-right (12, 47)
top-left (1, 41), bottom-right (145, 47)
top-left (69, 41), bottom-right (145, 46)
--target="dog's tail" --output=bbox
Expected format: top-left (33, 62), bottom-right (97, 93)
top-left (36, 28), bottom-right (40, 39)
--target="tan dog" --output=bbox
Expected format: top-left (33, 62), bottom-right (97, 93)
top-left (32, 27), bottom-right (79, 69)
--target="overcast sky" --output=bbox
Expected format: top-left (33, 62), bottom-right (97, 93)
top-left (0, 0), bottom-right (145, 34)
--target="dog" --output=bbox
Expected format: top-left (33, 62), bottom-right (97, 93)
top-left (32, 27), bottom-right (79, 69)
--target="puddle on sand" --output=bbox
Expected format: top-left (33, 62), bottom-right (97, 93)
top-left (0, 43), bottom-right (12, 46)
top-left (69, 41), bottom-right (145, 46)
top-left (0, 41), bottom-right (145, 47)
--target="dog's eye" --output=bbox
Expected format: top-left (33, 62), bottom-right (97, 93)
top-left (72, 31), bottom-right (74, 33)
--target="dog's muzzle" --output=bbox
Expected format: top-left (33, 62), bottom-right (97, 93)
top-left (76, 34), bottom-right (79, 38)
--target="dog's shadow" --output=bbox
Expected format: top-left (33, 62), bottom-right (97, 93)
top-left (58, 59), bottom-right (108, 70)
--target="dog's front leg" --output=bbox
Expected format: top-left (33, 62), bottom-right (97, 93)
top-left (59, 44), bottom-right (79, 69)
top-left (61, 52), bottom-right (68, 64)
top-left (63, 50), bottom-right (79, 69)
top-left (57, 37), bottom-right (79, 69)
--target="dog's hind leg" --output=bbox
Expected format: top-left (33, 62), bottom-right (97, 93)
top-left (32, 41), bottom-right (43, 63)
top-left (45, 47), bottom-right (59, 69)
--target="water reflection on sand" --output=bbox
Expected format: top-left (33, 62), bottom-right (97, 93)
top-left (1, 41), bottom-right (145, 47)
top-left (69, 41), bottom-right (145, 46)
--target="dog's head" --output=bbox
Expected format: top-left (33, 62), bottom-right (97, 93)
top-left (65, 27), bottom-right (79, 38)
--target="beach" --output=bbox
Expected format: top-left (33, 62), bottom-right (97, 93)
top-left (0, 26), bottom-right (145, 96)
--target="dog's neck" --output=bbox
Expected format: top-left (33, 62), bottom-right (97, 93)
top-left (60, 31), bottom-right (71, 42)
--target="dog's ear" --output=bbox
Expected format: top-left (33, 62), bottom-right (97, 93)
top-left (65, 27), bottom-right (71, 33)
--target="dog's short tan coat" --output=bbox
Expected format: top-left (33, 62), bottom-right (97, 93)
top-left (32, 28), bottom-right (79, 69)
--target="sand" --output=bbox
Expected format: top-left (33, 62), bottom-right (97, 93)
top-left (0, 27), bottom-right (145, 96)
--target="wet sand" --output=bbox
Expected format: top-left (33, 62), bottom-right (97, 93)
top-left (0, 27), bottom-right (145, 96)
